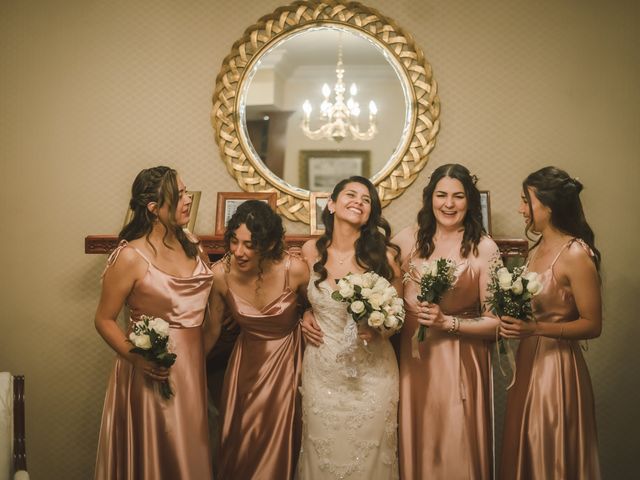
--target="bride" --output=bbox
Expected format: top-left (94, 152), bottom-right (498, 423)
top-left (298, 176), bottom-right (402, 480)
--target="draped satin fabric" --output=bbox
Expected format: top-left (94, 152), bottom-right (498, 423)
top-left (399, 257), bottom-right (493, 480)
top-left (95, 241), bottom-right (214, 480)
top-left (500, 240), bottom-right (601, 479)
top-left (218, 257), bottom-right (302, 480)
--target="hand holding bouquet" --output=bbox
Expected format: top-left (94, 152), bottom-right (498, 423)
top-left (412, 258), bottom-right (457, 343)
top-left (128, 315), bottom-right (177, 399)
top-left (331, 271), bottom-right (405, 338)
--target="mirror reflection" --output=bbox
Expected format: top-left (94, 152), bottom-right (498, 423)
top-left (240, 26), bottom-right (410, 193)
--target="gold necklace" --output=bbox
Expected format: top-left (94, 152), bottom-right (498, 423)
top-left (331, 249), bottom-right (354, 265)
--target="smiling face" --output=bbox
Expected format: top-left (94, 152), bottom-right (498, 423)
top-left (229, 223), bottom-right (260, 272)
top-left (328, 181), bottom-right (372, 227)
top-left (520, 186), bottom-right (551, 233)
top-left (432, 176), bottom-right (468, 229)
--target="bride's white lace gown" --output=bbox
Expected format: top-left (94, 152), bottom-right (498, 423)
top-left (297, 276), bottom-right (399, 479)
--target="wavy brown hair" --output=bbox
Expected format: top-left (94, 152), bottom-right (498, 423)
top-left (119, 166), bottom-right (198, 258)
top-left (314, 176), bottom-right (400, 287)
top-left (523, 166), bottom-right (601, 271)
top-left (416, 164), bottom-right (484, 260)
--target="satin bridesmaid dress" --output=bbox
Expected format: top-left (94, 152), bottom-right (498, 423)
top-left (95, 241), bottom-right (214, 480)
top-left (500, 239), bottom-right (601, 479)
top-left (218, 254), bottom-right (303, 480)
top-left (398, 250), bottom-right (494, 480)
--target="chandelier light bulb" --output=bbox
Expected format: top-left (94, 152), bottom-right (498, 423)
top-left (369, 101), bottom-right (378, 116)
top-left (322, 83), bottom-right (331, 98)
top-left (303, 100), bottom-right (312, 116)
top-left (350, 83), bottom-right (358, 96)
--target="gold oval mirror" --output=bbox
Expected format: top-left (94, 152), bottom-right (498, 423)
top-left (212, 0), bottom-right (440, 224)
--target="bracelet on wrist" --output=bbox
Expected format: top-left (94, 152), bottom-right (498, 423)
top-left (447, 316), bottom-right (460, 335)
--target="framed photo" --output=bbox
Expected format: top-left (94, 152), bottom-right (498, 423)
top-left (122, 191), bottom-right (201, 232)
top-left (479, 190), bottom-right (492, 235)
top-left (309, 192), bottom-right (331, 235)
top-left (299, 150), bottom-right (370, 191)
top-left (215, 191), bottom-right (277, 235)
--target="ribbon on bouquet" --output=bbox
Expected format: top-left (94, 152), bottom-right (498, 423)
top-left (495, 327), bottom-right (517, 390)
top-left (411, 327), bottom-right (425, 360)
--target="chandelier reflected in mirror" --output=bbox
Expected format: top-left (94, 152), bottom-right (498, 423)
top-left (301, 39), bottom-right (377, 143)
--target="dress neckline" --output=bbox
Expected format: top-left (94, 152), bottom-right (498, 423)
top-left (126, 241), bottom-right (204, 279)
top-left (227, 287), bottom-right (294, 313)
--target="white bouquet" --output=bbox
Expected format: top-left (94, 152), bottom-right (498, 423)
top-left (331, 271), bottom-right (405, 336)
top-left (128, 315), bottom-right (176, 399)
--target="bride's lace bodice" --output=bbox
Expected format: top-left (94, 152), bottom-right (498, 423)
top-left (297, 275), bottom-right (399, 480)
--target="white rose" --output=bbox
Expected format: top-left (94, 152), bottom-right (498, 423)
top-left (430, 262), bottom-right (439, 277)
top-left (523, 271), bottom-right (538, 282)
top-left (511, 278), bottom-right (524, 295)
top-left (360, 287), bottom-right (374, 298)
top-left (368, 311), bottom-right (385, 328)
top-left (368, 293), bottom-right (383, 310)
top-left (351, 300), bottom-right (365, 314)
top-left (148, 317), bottom-right (170, 337)
top-left (381, 286), bottom-right (396, 303)
top-left (384, 315), bottom-right (399, 329)
top-left (362, 273), bottom-right (375, 289)
top-left (350, 274), bottom-right (364, 287)
top-left (373, 276), bottom-right (390, 292)
top-left (497, 269), bottom-right (512, 290)
top-left (526, 278), bottom-right (542, 296)
top-left (337, 278), bottom-right (351, 290)
top-left (129, 332), bottom-right (151, 349)
top-left (339, 284), bottom-right (355, 299)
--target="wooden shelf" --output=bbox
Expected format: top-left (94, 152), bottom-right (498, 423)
top-left (85, 235), bottom-right (528, 259)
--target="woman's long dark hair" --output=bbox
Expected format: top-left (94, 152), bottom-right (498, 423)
top-left (314, 176), bottom-right (400, 287)
top-left (416, 163), bottom-right (484, 259)
top-left (119, 166), bottom-right (198, 258)
top-left (523, 166), bottom-right (601, 271)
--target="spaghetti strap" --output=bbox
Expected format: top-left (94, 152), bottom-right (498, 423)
top-left (550, 239), bottom-right (573, 269)
top-left (101, 240), bottom-right (151, 279)
top-left (284, 253), bottom-right (292, 290)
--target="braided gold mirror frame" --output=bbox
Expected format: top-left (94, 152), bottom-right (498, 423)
top-left (211, 0), bottom-right (440, 223)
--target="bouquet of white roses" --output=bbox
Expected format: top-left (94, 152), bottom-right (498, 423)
top-left (485, 264), bottom-right (543, 320)
top-left (485, 262), bottom-right (543, 387)
top-left (128, 315), bottom-right (177, 399)
top-left (331, 271), bottom-right (405, 336)
top-left (410, 258), bottom-right (457, 344)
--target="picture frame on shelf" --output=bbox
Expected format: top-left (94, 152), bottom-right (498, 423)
top-left (215, 191), bottom-right (277, 235)
top-left (309, 192), bottom-right (331, 235)
top-left (479, 190), bottom-right (492, 235)
top-left (122, 191), bottom-right (201, 233)
top-left (299, 150), bottom-right (370, 191)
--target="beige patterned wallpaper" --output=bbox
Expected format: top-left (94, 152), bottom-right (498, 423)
top-left (0, 0), bottom-right (638, 478)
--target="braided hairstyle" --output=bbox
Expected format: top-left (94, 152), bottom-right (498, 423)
top-left (523, 166), bottom-right (601, 270)
top-left (314, 176), bottom-right (400, 287)
top-left (119, 166), bottom-right (198, 257)
top-left (416, 163), bottom-right (484, 260)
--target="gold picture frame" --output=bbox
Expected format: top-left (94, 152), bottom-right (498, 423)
top-left (215, 191), bottom-right (277, 235)
top-left (122, 191), bottom-right (201, 232)
top-left (309, 192), bottom-right (331, 236)
top-left (299, 150), bottom-right (371, 191)
top-left (479, 190), bottom-right (492, 235)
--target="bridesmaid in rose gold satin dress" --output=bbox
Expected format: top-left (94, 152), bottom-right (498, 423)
top-left (500, 167), bottom-right (602, 479)
top-left (392, 164), bottom-right (499, 480)
top-left (212, 200), bottom-right (309, 480)
top-left (94, 167), bottom-right (220, 480)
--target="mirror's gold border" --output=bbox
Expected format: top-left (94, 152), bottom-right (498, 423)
top-left (212, 0), bottom-right (440, 223)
